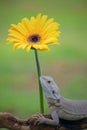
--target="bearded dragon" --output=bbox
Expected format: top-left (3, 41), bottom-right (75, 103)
top-left (30, 76), bottom-right (87, 126)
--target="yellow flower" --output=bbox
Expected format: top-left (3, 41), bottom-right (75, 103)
top-left (7, 13), bottom-right (60, 51)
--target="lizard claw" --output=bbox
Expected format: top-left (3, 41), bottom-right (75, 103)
top-left (29, 113), bottom-right (45, 125)
top-left (34, 115), bottom-right (46, 125)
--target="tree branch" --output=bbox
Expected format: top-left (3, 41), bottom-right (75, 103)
top-left (0, 112), bottom-right (30, 130)
top-left (0, 112), bottom-right (87, 130)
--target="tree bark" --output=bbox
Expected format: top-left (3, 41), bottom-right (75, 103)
top-left (0, 112), bottom-right (87, 130)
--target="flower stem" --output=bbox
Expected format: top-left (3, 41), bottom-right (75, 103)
top-left (34, 49), bottom-right (44, 113)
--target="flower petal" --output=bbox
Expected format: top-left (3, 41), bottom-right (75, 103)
top-left (26, 45), bottom-right (31, 51)
top-left (32, 44), bottom-right (49, 51)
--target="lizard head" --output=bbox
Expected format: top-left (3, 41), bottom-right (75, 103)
top-left (40, 76), bottom-right (61, 104)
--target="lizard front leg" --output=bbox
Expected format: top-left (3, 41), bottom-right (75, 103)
top-left (29, 111), bottom-right (59, 126)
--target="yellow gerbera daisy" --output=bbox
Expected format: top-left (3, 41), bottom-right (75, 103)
top-left (7, 13), bottom-right (60, 51)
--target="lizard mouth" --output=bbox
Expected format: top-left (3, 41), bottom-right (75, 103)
top-left (48, 99), bottom-right (60, 108)
top-left (48, 102), bottom-right (60, 108)
top-left (48, 102), bottom-right (56, 107)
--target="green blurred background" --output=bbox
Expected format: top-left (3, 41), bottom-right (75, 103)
top-left (0, 0), bottom-right (87, 123)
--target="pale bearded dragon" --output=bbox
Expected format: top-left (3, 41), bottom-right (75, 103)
top-left (30, 76), bottom-right (87, 126)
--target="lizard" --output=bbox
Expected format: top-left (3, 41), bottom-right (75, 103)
top-left (30, 75), bottom-right (87, 126)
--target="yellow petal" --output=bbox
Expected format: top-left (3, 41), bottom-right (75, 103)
top-left (26, 45), bottom-right (31, 51)
top-left (36, 13), bottom-right (42, 21)
top-left (32, 44), bottom-right (49, 51)
top-left (44, 37), bottom-right (57, 44)
top-left (22, 18), bottom-right (33, 33)
top-left (13, 43), bottom-right (22, 49)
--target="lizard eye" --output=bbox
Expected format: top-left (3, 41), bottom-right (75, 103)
top-left (47, 80), bottom-right (51, 83)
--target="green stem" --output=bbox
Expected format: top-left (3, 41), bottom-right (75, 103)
top-left (34, 49), bottom-right (44, 113)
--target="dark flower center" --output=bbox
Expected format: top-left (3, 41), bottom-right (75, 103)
top-left (28, 35), bottom-right (41, 43)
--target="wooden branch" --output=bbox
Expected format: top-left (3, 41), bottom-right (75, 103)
top-left (0, 112), bottom-right (30, 130)
top-left (0, 112), bottom-right (87, 130)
